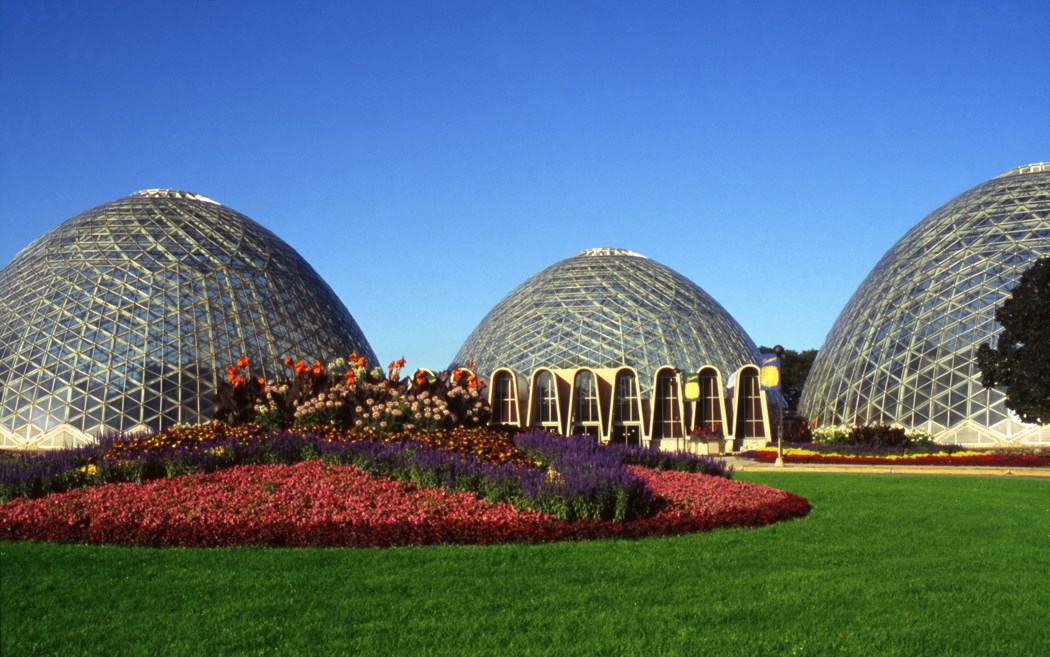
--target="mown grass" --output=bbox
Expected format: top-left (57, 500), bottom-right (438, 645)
top-left (2, 473), bottom-right (1048, 656)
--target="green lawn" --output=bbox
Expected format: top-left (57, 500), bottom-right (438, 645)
top-left (2, 473), bottom-right (1048, 656)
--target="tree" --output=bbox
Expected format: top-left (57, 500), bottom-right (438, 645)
top-left (976, 256), bottom-right (1050, 425)
top-left (758, 345), bottom-right (819, 412)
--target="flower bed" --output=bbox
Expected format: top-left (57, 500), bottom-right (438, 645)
top-left (0, 427), bottom-right (535, 503)
top-left (1, 429), bottom-right (733, 523)
top-left (1, 426), bottom-right (811, 546)
top-left (0, 460), bottom-right (809, 547)
top-left (517, 430), bottom-right (732, 477)
top-left (740, 446), bottom-right (1050, 467)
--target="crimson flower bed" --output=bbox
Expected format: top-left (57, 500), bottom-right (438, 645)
top-left (742, 448), bottom-right (1050, 468)
top-left (0, 461), bottom-right (809, 547)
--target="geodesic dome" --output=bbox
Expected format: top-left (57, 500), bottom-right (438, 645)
top-left (452, 247), bottom-right (759, 388)
top-left (800, 164), bottom-right (1050, 445)
top-left (0, 190), bottom-right (377, 448)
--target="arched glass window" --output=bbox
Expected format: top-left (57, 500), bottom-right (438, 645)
top-left (699, 367), bottom-right (723, 435)
top-left (532, 370), bottom-right (559, 430)
top-left (611, 370), bottom-right (641, 445)
top-left (491, 372), bottom-right (517, 425)
top-left (572, 370), bottom-right (600, 437)
top-left (654, 370), bottom-right (683, 440)
top-left (736, 367), bottom-right (765, 439)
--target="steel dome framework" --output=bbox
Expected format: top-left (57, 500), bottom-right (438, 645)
top-left (799, 164), bottom-right (1050, 445)
top-left (0, 190), bottom-right (377, 448)
top-left (452, 247), bottom-right (759, 390)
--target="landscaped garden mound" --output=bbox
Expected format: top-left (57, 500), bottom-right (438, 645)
top-left (0, 425), bottom-right (810, 547)
top-left (0, 459), bottom-right (808, 547)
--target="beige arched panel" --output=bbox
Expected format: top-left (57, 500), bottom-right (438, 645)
top-left (489, 367), bottom-right (528, 427)
top-left (730, 364), bottom-right (771, 448)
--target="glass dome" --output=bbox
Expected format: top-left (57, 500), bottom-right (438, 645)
top-left (0, 190), bottom-right (377, 448)
top-left (800, 164), bottom-right (1050, 444)
top-left (452, 247), bottom-right (759, 389)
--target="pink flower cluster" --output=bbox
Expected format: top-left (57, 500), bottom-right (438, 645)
top-left (0, 461), bottom-right (809, 547)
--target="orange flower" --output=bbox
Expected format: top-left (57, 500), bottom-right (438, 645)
top-left (312, 361), bottom-right (323, 376)
top-left (232, 375), bottom-right (245, 387)
top-left (414, 371), bottom-right (427, 386)
top-left (357, 357), bottom-right (366, 367)
top-left (467, 374), bottom-right (478, 390)
top-left (284, 356), bottom-right (294, 367)
top-left (226, 365), bottom-right (238, 382)
top-left (256, 377), bottom-right (265, 386)
top-left (396, 357), bottom-right (406, 369)
top-left (345, 370), bottom-right (356, 385)
top-left (467, 359), bottom-right (475, 368)
top-left (294, 360), bottom-right (308, 376)
top-left (452, 369), bottom-right (463, 380)
top-left (237, 355), bottom-right (250, 368)
top-left (349, 351), bottom-right (358, 361)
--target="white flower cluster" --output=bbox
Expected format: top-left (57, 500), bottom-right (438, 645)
top-left (448, 386), bottom-right (486, 423)
top-left (812, 424), bottom-right (852, 444)
top-left (253, 382), bottom-right (291, 416)
top-left (293, 392), bottom-right (346, 419)
top-left (354, 388), bottom-right (454, 431)
top-left (904, 426), bottom-right (934, 443)
top-left (812, 423), bottom-right (936, 445)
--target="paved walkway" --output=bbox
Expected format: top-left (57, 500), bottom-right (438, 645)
top-left (722, 456), bottom-right (1050, 479)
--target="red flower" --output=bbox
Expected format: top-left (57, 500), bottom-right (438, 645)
top-left (237, 355), bottom-right (250, 368)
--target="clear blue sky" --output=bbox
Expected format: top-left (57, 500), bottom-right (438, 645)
top-left (2, 0), bottom-right (1048, 371)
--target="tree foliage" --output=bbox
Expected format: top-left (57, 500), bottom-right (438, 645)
top-left (976, 256), bottom-right (1050, 425)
